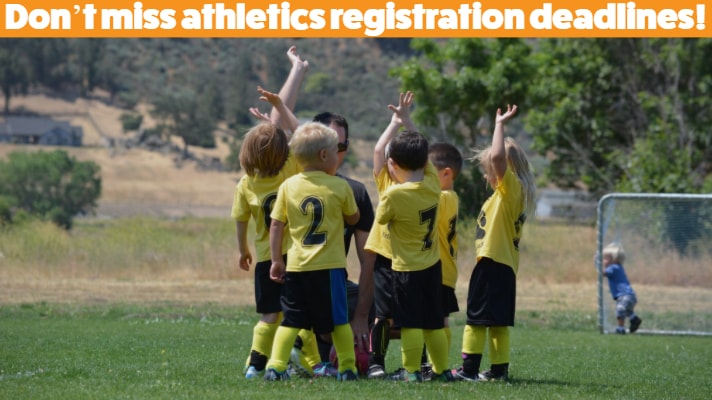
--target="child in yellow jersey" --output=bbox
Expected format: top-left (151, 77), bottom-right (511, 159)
top-left (265, 122), bottom-right (361, 381)
top-left (367, 91), bottom-right (455, 383)
top-left (419, 142), bottom-right (463, 379)
top-left (232, 84), bottom-right (304, 379)
top-left (364, 91), bottom-right (417, 379)
top-left (453, 105), bottom-right (537, 382)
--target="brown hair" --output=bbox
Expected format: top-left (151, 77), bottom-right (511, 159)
top-left (239, 123), bottom-right (289, 178)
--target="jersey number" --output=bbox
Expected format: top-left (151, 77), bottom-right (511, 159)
top-left (419, 206), bottom-right (437, 251)
top-left (447, 215), bottom-right (457, 257)
top-left (261, 193), bottom-right (278, 230)
top-left (301, 196), bottom-right (327, 246)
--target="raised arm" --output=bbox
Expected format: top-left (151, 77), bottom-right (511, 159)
top-left (491, 104), bottom-right (517, 180)
top-left (269, 46), bottom-right (309, 131)
top-left (257, 86), bottom-right (300, 135)
top-left (373, 91), bottom-right (414, 176)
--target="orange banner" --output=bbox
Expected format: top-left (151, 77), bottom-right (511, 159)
top-left (1, 0), bottom-right (709, 37)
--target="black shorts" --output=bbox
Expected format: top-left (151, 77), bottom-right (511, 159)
top-left (280, 268), bottom-right (349, 335)
top-left (442, 285), bottom-right (460, 317)
top-left (254, 259), bottom-right (284, 314)
top-left (466, 258), bottom-right (516, 326)
top-left (373, 254), bottom-right (394, 320)
top-left (393, 261), bottom-right (444, 330)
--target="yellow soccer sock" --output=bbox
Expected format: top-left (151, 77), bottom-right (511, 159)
top-left (488, 326), bottom-right (510, 365)
top-left (252, 320), bottom-right (280, 358)
top-left (462, 325), bottom-right (487, 355)
top-left (332, 323), bottom-right (356, 373)
top-left (265, 326), bottom-right (299, 372)
top-left (443, 326), bottom-right (452, 355)
top-left (423, 328), bottom-right (449, 374)
top-left (400, 328), bottom-right (424, 373)
top-left (297, 329), bottom-right (321, 370)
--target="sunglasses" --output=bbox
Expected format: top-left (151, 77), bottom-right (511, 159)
top-left (337, 140), bottom-right (349, 152)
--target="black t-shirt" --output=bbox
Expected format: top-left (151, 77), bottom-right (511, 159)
top-left (337, 173), bottom-right (375, 255)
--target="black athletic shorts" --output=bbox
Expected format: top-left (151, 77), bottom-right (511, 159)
top-left (280, 268), bottom-right (349, 335)
top-left (442, 285), bottom-right (460, 317)
top-left (393, 260), bottom-right (444, 330)
top-left (465, 257), bottom-right (516, 326)
top-left (254, 258), bottom-right (284, 314)
top-left (373, 254), bottom-right (394, 320)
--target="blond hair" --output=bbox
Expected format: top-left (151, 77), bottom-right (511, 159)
top-left (472, 137), bottom-right (537, 218)
top-left (603, 242), bottom-right (626, 264)
top-left (239, 123), bottom-right (289, 178)
top-left (289, 122), bottom-right (338, 166)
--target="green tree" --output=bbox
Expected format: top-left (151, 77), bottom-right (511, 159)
top-left (0, 39), bottom-right (33, 115)
top-left (0, 150), bottom-right (101, 229)
top-left (151, 87), bottom-right (217, 156)
top-left (527, 38), bottom-right (712, 195)
top-left (390, 39), bottom-right (534, 216)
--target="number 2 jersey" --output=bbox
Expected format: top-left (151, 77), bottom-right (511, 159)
top-left (270, 170), bottom-right (358, 272)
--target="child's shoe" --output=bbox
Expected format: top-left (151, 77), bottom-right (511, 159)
top-left (478, 369), bottom-right (509, 382)
top-left (452, 367), bottom-right (481, 382)
top-left (313, 361), bottom-right (338, 378)
top-left (389, 368), bottom-right (422, 382)
top-left (615, 327), bottom-right (626, 335)
top-left (629, 316), bottom-right (642, 333)
top-left (367, 364), bottom-right (386, 379)
top-left (337, 369), bottom-right (358, 381)
top-left (288, 347), bottom-right (313, 378)
top-left (244, 365), bottom-right (264, 379)
top-left (263, 368), bottom-right (291, 381)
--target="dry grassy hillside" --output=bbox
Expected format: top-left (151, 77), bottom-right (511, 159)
top-left (4, 93), bottom-right (379, 218)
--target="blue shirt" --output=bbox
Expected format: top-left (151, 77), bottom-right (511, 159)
top-left (604, 263), bottom-right (635, 300)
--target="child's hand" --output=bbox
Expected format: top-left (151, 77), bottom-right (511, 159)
top-left (387, 91), bottom-right (414, 127)
top-left (238, 252), bottom-right (253, 271)
top-left (257, 85), bottom-right (283, 108)
top-left (495, 104), bottom-right (518, 125)
top-left (270, 261), bottom-right (286, 284)
top-left (248, 107), bottom-right (270, 122)
top-left (286, 45), bottom-right (309, 71)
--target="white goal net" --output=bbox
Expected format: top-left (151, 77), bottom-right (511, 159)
top-left (596, 193), bottom-right (712, 336)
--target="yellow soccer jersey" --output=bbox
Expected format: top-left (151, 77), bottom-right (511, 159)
top-left (364, 167), bottom-right (395, 260)
top-left (230, 155), bottom-right (300, 262)
top-left (271, 170), bottom-right (358, 272)
top-left (374, 162), bottom-right (441, 272)
top-left (475, 167), bottom-right (526, 275)
top-left (438, 190), bottom-right (459, 289)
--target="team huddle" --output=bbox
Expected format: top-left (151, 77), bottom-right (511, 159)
top-left (231, 46), bottom-right (536, 383)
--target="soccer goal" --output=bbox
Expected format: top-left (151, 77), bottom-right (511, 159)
top-left (596, 193), bottom-right (712, 336)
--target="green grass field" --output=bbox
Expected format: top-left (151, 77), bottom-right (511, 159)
top-left (1, 302), bottom-right (710, 400)
top-left (1, 218), bottom-right (711, 399)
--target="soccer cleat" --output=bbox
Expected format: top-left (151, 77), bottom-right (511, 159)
top-left (263, 368), bottom-right (291, 381)
top-left (478, 369), bottom-right (509, 382)
top-left (452, 367), bottom-right (481, 382)
top-left (313, 361), bottom-right (338, 378)
top-left (244, 365), bottom-right (264, 379)
top-left (337, 369), bottom-right (359, 381)
top-left (420, 363), bottom-right (433, 381)
top-left (367, 364), bottom-right (386, 379)
top-left (629, 316), bottom-right (642, 333)
top-left (430, 368), bottom-right (457, 382)
top-left (389, 368), bottom-right (422, 382)
top-left (288, 347), bottom-right (313, 378)
top-left (615, 327), bottom-right (626, 335)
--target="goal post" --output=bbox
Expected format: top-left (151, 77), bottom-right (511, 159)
top-left (596, 193), bottom-right (712, 336)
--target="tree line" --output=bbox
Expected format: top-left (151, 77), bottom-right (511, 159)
top-left (1, 38), bottom-right (711, 227)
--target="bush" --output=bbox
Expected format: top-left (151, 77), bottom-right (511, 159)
top-left (120, 112), bottom-right (143, 132)
top-left (0, 150), bottom-right (101, 229)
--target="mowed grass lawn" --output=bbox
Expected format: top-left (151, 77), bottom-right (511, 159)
top-left (1, 303), bottom-right (710, 400)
